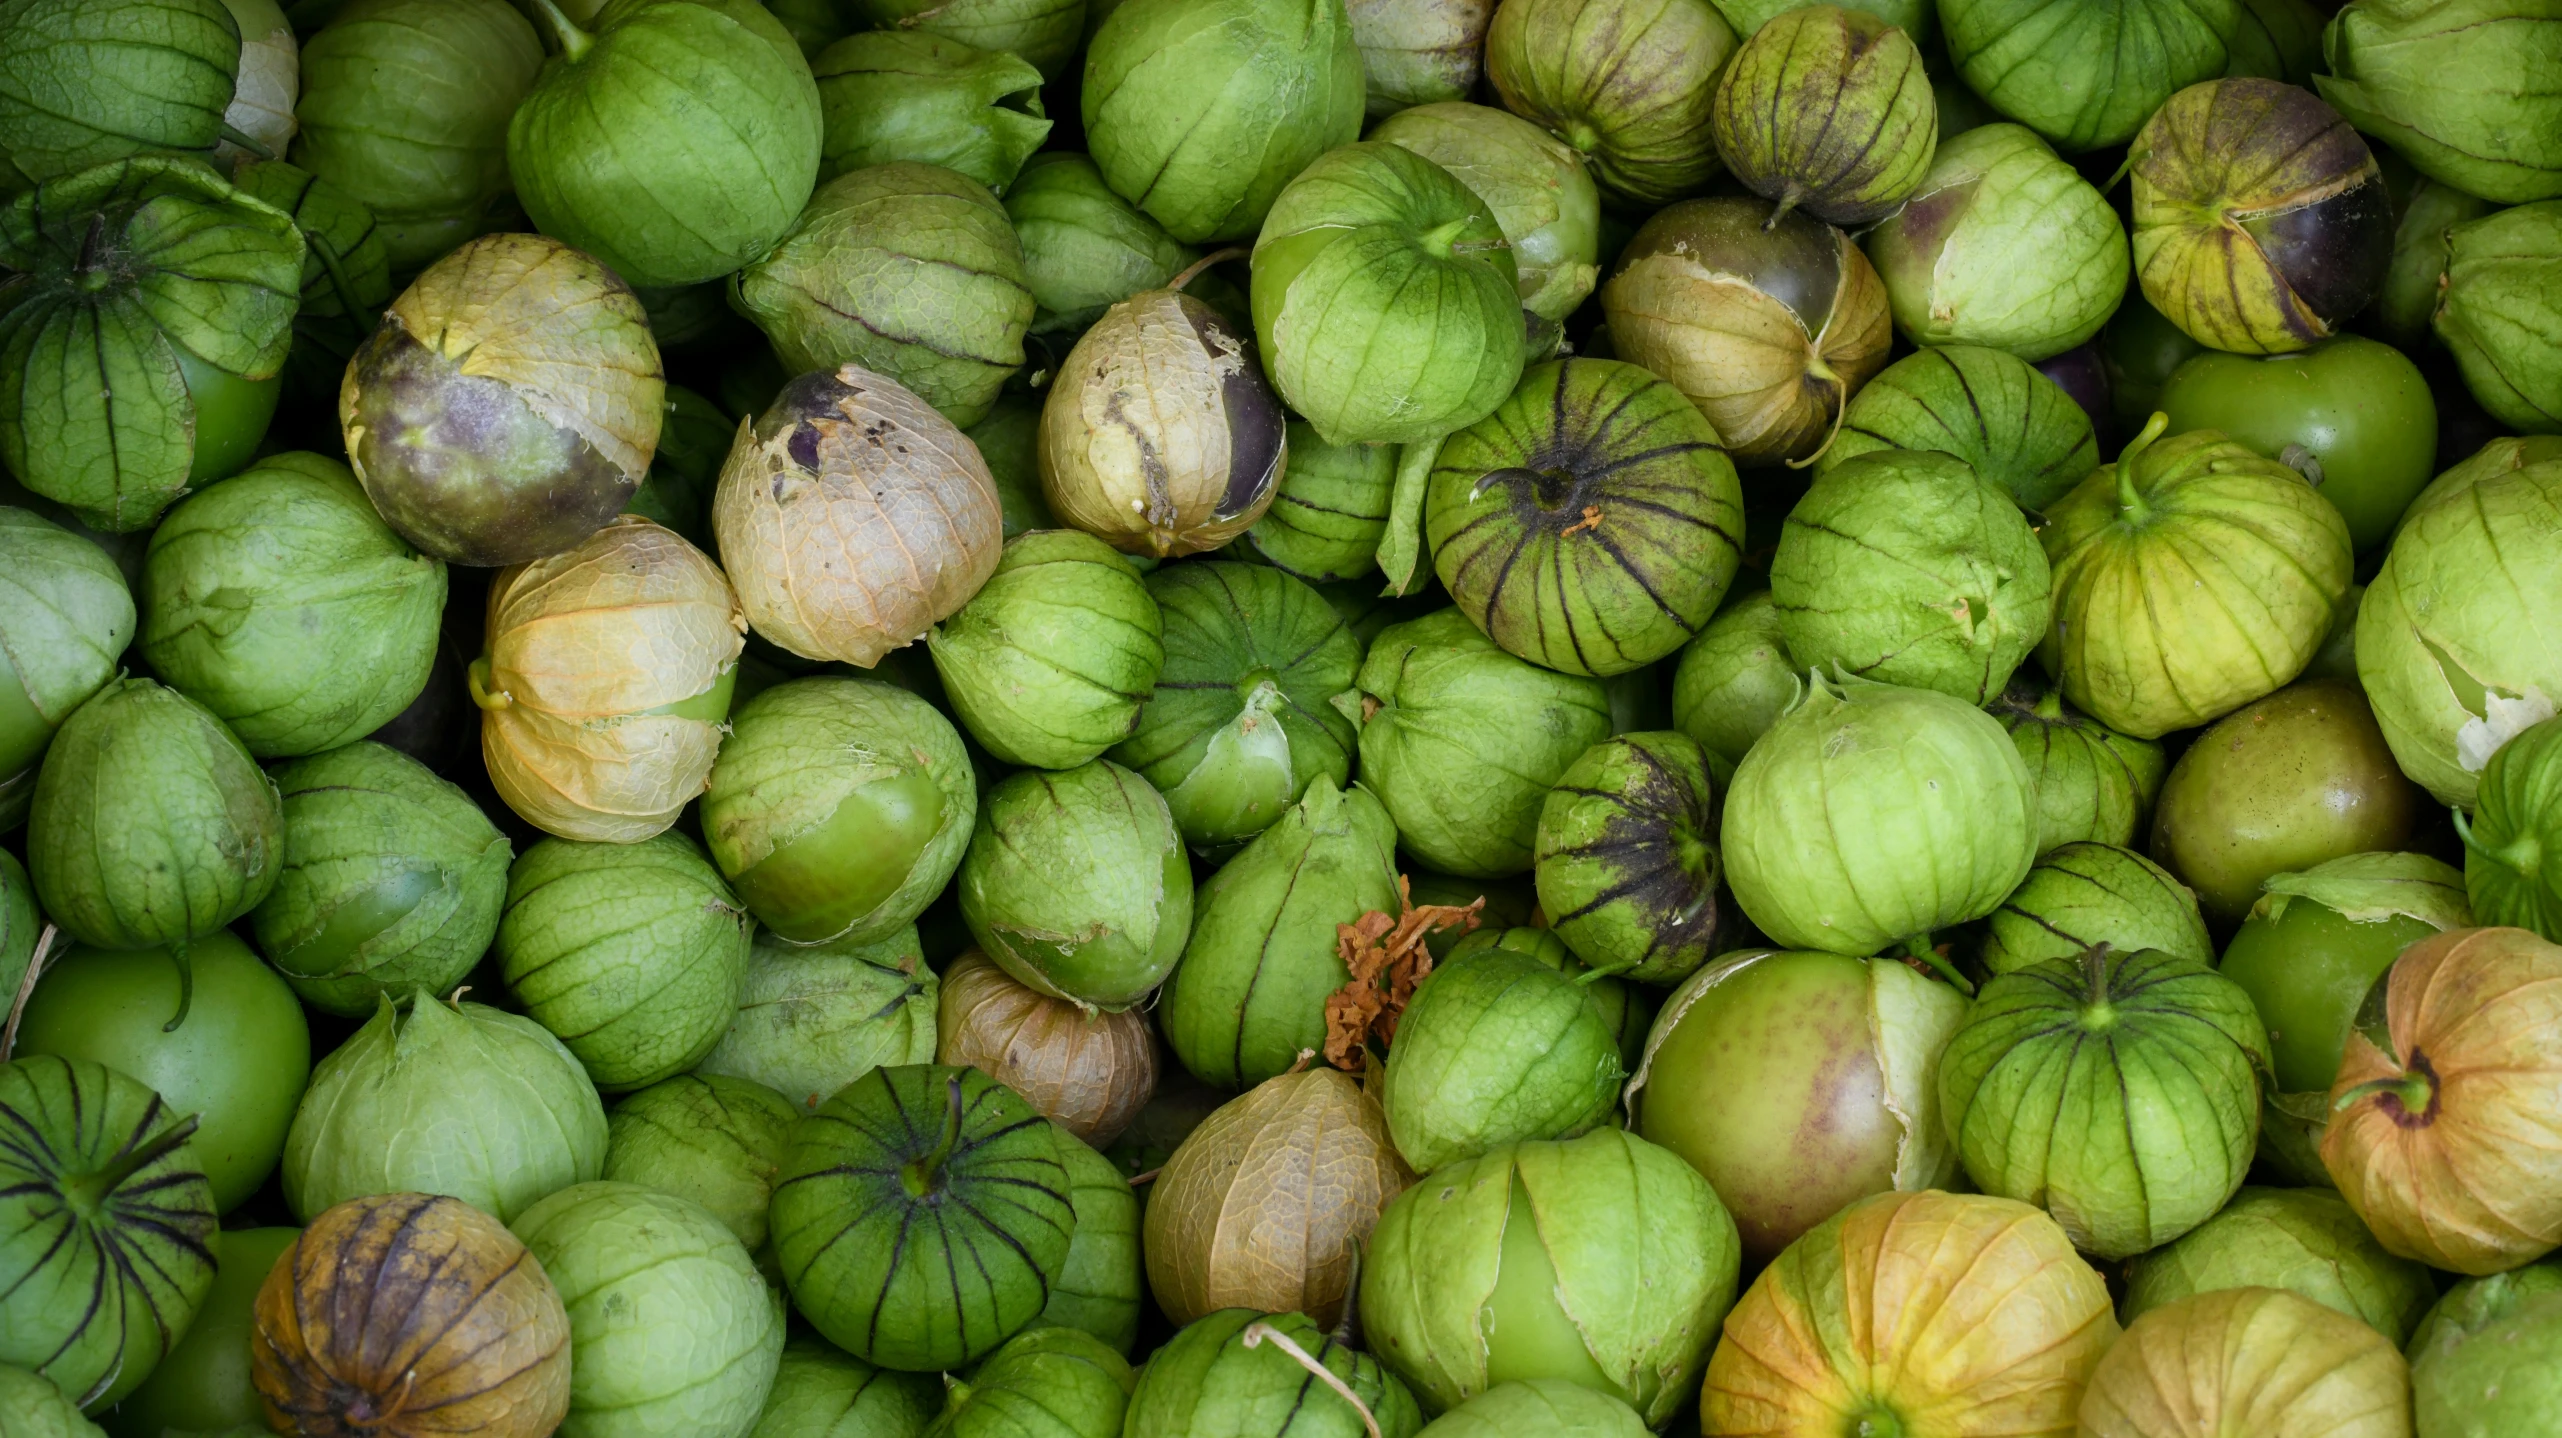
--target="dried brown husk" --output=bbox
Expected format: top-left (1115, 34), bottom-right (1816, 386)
top-left (2323, 925), bottom-right (2562, 1275)
top-left (1038, 286), bottom-right (1287, 558)
top-left (936, 948), bottom-right (1159, 1147)
top-left (252, 1191), bottom-right (570, 1438)
top-left (475, 516), bottom-right (744, 842)
top-left (1599, 196), bottom-right (1891, 466)
top-left (713, 364), bottom-right (1004, 666)
top-left (1143, 1065), bottom-right (1414, 1329)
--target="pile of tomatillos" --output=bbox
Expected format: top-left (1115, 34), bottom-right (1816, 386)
top-left (3, 0), bottom-right (2562, 1433)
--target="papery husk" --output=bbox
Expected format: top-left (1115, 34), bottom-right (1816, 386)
top-left (2323, 925), bottom-right (2562, 1275)
top-left (713, 364), bottom-right (1003, 666)
top-left (937, 949), bottom-right (1159, 1147)
top-left (219, 0), bottom-right (301, 164)
top-left (252, 1192), bottom-right (572, 1438)
top-left (347, 229), bottom-right (663, 490)
top-left (2039, 418), bottom-right (2353, 740)
top-left (1039, 287), bottom-right (1286, 558)
top-left (2130, 78), bottom-right (2393, 356)
top-left (1701, 1189), bottom-right (2118, 1436)
top-left (1600, 197), bottom-right (1891, 466)
top-left (2077, 1287), bottom-right (2410, 1438)
top-left (476, 516), bottom-right (744, 843)
top-left (1143, 1065), bottom-right (1413, 1330)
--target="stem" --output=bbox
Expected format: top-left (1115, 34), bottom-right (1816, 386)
top-left (2113, 414), bottom-right (2169, 522)
top-left (1240, 1323), bottom-right (1381, 1438)
top-left (307, 233), bottom-right (365, 325)
top-left (162, 936), bottom-right (194, 1033)
top-left (75, 213), bottom-right (108, 276)
top-left (1331, 1240), bottom-right (1365, 1348)
top-left (1761, 189), bottom-right (1801, 232)
top-left (217, 123), bottom-right (274, 161)
top-left (900, 1074), bottom-right (968, 1198)
top-left (1786, 361), bottom-right (1849, 471)
top-left (2, 924), bottom-right (59, 1062)
top-left (2335, 1072), bottom-right (2434, 1116)
top-left (1169, 248), bottom-right (1246, 293)
top-left (513, 0), bottom-right (594, 61)
top-left (85, 1110), bottom-right (203, 1198)
top-left (2033, 685), bottom-right (2066, 721)
top-left (1899, 936), bottom-right (1975, 997)
top-left (466, 657), bottom-right (510, 712)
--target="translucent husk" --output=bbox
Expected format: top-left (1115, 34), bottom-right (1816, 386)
top-left (2323, 925), bottom-right (2562, 1275)
top-left (937, 949), bottom-right (1158, 1146)
top-left (1144, 1066), bottom-right (1413, 1331)
top-left (2077, 1287), bottom-right (2410, 1438)
top-left (475, 516), bottom-right (744, 843)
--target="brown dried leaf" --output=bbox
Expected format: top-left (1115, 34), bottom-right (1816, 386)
top-left (1322, 876), bottom-right (1483, 1070)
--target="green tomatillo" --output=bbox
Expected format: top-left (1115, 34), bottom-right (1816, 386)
top-left (1250, 140), bottom-right (1524, 448)
top-left (0, 0), bottom-right (241, 189)
top-left (0, 504), bottom-right (134, 828)
top-left (958, 759), bottom-right (1193, 1009)
top-left (508, 0), bottom-right (823, 290)
top-left (701, 675), bottom-right (977, 947)
top-left (0, 157), bottom-right (302, 532)
top-left (1707, 4), bottom-right (1936, 227)
top-left (1533, 731), bottom-right (1729, 984)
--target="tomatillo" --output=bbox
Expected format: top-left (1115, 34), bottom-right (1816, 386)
top-left (2157, 336), bottom-right (2436, 552)
top-left (14, 931), bottom-right (311, 1213)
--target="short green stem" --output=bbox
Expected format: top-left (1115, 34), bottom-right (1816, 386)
top-left (900, 1074), bottom-right (968, 1199)
top-left (2113, 413), bottom-right (2170, 522)
top-left (2336, 1073), bottom-right (2434, 1116)
top-left (1899, 936), bottom-right (1975, 997)
top-left (66, 1112), bottom-right (202, 1214)
top-left (514, 0), bottom-right (594, 61)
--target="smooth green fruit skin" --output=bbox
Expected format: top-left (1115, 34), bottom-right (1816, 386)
top-left (1123, 1308), bottom-right (1424, 1438)
top-left (508, 0), bottom-right (823, 290)
top-left (958, 760), bottom-right (1194, 1009)
top-left (2157, 337), bottom-right (2438, 552)
top-left (511, 1181), bottom-right (786, 1438)
top-left (497, 832), bottom-right (756, 1092)
top-left (2103, 284), bottom-right (2206, 436)
top-left (16, 932), bottom-right (310, 1214)
top-left (2148, 679), bottom-right (2419, 925)
top-left (102, 1226), bottom-right (299, 1438)
top-left (0, 503), bottom-right (133, 823)
top-left (2468, 716), bottom-right (2562, 940)
top-left (2220, 894), bottom-right (2435, 1096)
top-left (28, 677), bottom-right (283, 953)
top-left (138, 451), bottom-right (446, 758)
top-left (1633, 952), bottom-right (1901, 1266)
top-left (2119, 1186), bottom-right (2434, 1345)
top-left (250, 741), bottom-right (513, 1017)
top-left (1381, 946), bottom-right (1623, 1174)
